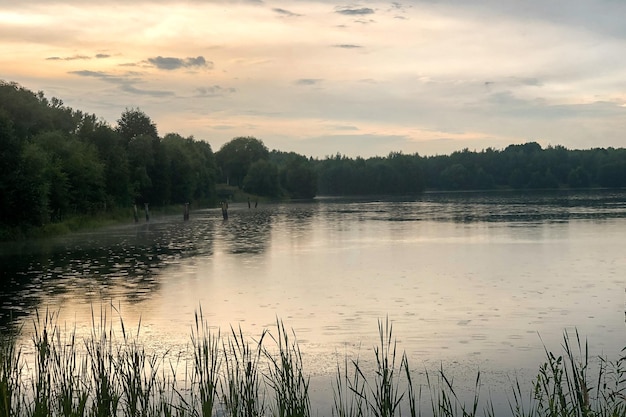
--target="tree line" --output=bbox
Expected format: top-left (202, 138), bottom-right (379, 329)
top-left (2, 80), bottom-right (626, 235)
top-left (0, 82), bottom-right (218, 235)
top-left (315, 142), bottom-right (626, 195)
top-left (0, 81), bottom-right (318, 236)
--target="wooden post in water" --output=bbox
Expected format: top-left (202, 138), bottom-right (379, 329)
top-left (184, 202), bottom-right (190, 221)
top-left (133, 204), bottom-right (139, 223)
top-left (144, 203), bottom-right (150, 221)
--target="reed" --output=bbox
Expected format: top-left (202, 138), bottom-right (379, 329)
top-left (264, 319), bottom-right (311, 417)
top-left (191, 307), bottom-right (221, 417)
top-left (0, 322), bottom-right (23, 417)
top-left (344, 318), bottom-right (406, 417)
top-left (2, 309), bottom-right (626, 417)
top-left (509, 330), bottom-right (626, 417)
top-left (221, 326), bottom-right (267, 417)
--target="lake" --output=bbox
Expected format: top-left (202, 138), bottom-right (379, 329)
top-left (1, 189), bottom-right (625, 414)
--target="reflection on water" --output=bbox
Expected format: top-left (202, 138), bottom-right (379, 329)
top-left (1, 189), bottom-right (626, 412)
top-left (0, 215), bottom-right (215, 329)
top-left (220, 209), bottom-right (272, 254)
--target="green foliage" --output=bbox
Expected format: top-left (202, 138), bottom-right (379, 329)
top-left (116, 108), bottom-right (158, 144)
top-left (273, 151), bottom-right (318, 199)
top-left (315, 152), bottom-right (424, 196)
top-left (34, 131), bottom-right (106, 216)
top-left (0, 81), bottom-right (218, 235)
top-left (314, 143), bottom-right (626, 196)
top-left (243, 160), bottom-right (281, 197)
top-left (215, 137), bottom-right (270, 188)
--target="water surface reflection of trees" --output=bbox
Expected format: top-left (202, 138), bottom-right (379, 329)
top-left (0, 216), bottom-right (215, 331)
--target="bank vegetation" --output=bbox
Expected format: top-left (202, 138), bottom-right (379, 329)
top-left (1, 310), bottom-right (625, 417)
top-left (2, 81), bottom-right (626, 239)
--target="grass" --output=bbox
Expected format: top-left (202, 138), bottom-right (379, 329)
top-left (1, 309), bottom-right (625, 417)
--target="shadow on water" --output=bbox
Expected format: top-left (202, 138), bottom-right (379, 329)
top-left (0, 213), bottom-right (216, 331)
top-left (320, 189), bottom-right (626, 223)
top-left (219, 206), bottom-right (273, 254)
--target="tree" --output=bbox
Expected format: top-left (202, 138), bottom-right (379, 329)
top-left (243, 160), bottom-right (280, 197)
top-left (280, 155), bottom-right (317, 198)
top-left (163, 133), bottom-right (195, 203)
top-left (567, 166), bottom-right (590, 188)
top-left (215, 137), bottom-right (269, 188)
top-left (15, 142), bottom-right (52, 225)
top-left (0, 112), bottom-right (21, 223)
top-left (126, 134), bottom-right (157, 203)
top-left (84, 125), bottom-right (132, 208)
top-left (116, 108), bottom-right (158, 145)
top-left (33, 131), bottom-right (105, 216)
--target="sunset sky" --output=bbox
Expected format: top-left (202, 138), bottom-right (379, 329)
top-left (2, 0), bottom-right (625, 158)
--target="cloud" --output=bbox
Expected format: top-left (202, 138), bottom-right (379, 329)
top-left (120, 84), bottom-right (174, 97)
top-left (68, 69), bottom-right (139, 85)
top-left (295, 79), bottom-right (323, 85)
top-left (147, 56), bottom-right (212, 70)
top-left (69, 70), bottom-right (110, 78)
top-left (195, 85), bottom-right (237, 97)
top-left (68, 69), bottom-right (174, 97)
top-left (45, 53), bottom-right (110, 61)
top-left (272, 8), bottom-right (301, 17)
top-left (335, 7), bottom-right (375, 15)
top-left (333, 44), bottom-right (362, 48)
top-left (46, 55), bottom-right (91, 61)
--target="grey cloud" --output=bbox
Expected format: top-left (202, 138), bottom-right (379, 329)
top-left (46, 54), bottom-right (91, 61)
top-left (69, 70), bottom-right (109, 78)
top-left (519, 77), bottom-right (542, 86)
top-left (336, 7), bottom-right (374, 15)
top-left (333, 44), bottom-right (362, 48)
top-left (148, 56), bottom-right (187, 70)
top-left (196, 85), bottom-right (237, 97)
top-left (482, 91), bottom-right (624, 121)
top-left (332, 125), bottom-right (359, 131)
top-left (413, 0), bottom-right (626, 40)
top-left (69, 69), bottom-right (174, 97)
top-left (46, 54), bottom-right (111, 61)
top-left (295, 79), bottom-right (323, 85)
top-left (148, 56), bottom-right (212, 70)
top-left (483, 77), bottom-right (543, 90)
top-left (390, 1), bottom-right (410, 18)
top-left (120, 84), bottom-right (174, 97)
top-left (273, 8), bottom-right (302, 17)
top-left (68, 69), bottom-right (139, 85)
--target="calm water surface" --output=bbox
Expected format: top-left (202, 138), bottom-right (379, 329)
top-left (1, 189), bottom-right (625, 411)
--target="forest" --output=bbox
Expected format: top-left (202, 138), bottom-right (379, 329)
top-left (1, 80), bottom-right (626, 236)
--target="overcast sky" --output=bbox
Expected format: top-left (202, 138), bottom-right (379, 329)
top-left (1, 0), bottom-right (625, 157)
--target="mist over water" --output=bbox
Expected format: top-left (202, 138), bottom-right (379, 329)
top-left (1, 189), bottom-right (625, 413)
